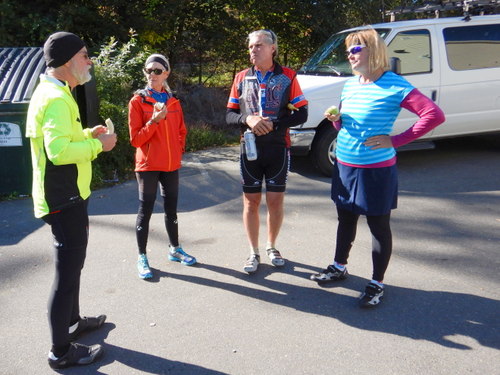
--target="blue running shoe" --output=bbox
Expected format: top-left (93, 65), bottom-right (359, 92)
top-left (168, 245), bottom-right (197, 266)
top-left (137, 254), bottom-right (153, 279)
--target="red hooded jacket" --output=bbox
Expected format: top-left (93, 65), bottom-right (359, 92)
top-left (128, 90), bottom-right (187, 172)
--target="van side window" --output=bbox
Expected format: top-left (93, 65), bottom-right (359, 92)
top-left (443, 24), bottom-right (500, 70)
top-left (387, 29), bottom-right (431, 75)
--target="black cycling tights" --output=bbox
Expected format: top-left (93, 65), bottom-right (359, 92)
top-left (43, 200), bottom-right (89, 357)
top-left (334, 207), bottom-right (392, 282)
top-left (136, 170), bottom-right (179, 254)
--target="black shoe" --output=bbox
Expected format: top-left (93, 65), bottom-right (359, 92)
top-left (69, 315), bottom-right (106, 341)
top-left (48, 342), bottom-right (104, 369)
top-left (310, 264), bottom-right (348, 283)
top-left (359, 282), bottom-right (384, 308)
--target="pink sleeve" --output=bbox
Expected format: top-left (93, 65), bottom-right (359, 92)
top-left (391, 89), bottom-right (446, 148)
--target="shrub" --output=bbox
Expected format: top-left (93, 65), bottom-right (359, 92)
top-left (185, 122), bottom-right (239, 152)
top-left (91, 31), bottom-right (149, 188)
top-left (91, 33), bottom-right (238, 189)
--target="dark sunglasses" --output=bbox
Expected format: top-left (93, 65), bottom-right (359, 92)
top-left (346, 45), bottom-right (366, 55)
top-left (144, 68), bottom-right (165, 75)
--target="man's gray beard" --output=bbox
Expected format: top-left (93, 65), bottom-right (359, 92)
top-left (71, 66), bottom-right (92, 85)
top-left (77, 71), bottom-right (92, 85)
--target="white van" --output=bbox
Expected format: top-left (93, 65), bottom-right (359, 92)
top-left (291, 14), bottom-right (500, 175)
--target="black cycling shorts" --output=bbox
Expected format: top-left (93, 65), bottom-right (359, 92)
top-left (240, 144), bottom-right (290, 193)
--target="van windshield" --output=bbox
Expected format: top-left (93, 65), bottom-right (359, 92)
top-left (298, 28), bottom-right (391, 76)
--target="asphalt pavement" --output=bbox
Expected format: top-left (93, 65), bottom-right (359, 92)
top-left (1, 138), bottom-right (499, 375)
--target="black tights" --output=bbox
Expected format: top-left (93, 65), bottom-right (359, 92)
top-left (136, 171), bottom-right (179, 254)
top-left (334, 207), bottom-right (392, 282)
top-left (43, 200), bottom-right (89, 357)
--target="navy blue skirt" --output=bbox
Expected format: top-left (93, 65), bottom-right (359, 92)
top-left (331, 161), bottom-right (398, 216)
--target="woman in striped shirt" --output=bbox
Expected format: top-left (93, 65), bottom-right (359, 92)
top-left (310, 28), bottom-right (445, 307)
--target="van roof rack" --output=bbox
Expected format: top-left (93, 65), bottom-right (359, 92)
top-left (384, 0), bottom-right (500, 22)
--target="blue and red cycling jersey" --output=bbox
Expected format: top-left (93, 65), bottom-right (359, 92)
top-left (227, 63), bottom-right (307, 148)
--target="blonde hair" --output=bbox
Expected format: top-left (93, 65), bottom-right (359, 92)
top-left (346, 28), bottom-right (389, 74)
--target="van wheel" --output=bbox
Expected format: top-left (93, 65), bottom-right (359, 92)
top-left (312, 125), bottom-right (337, 177)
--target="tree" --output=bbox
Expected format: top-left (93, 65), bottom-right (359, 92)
top-left (0, 0), bottom-right (445, 82)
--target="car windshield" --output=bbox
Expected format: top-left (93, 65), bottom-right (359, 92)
top-left (298, 28), bottom-right (391, 76)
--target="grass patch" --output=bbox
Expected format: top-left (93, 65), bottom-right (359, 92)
top-left (185, 123), bottom-right (239, 152)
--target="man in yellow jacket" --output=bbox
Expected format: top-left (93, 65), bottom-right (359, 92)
top-left (26, 31), bottom-right (116, 370)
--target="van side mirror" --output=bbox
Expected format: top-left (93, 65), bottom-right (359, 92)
top-left (390, 57), bottom-right (401, 75)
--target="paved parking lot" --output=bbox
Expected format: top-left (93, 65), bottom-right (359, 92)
top-left (1, 137), bottom-right (499, 374)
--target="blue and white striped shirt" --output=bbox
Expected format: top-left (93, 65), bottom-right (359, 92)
top-left (336, 71), bottom-right (414, 165)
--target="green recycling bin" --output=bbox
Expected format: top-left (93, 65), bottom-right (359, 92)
top-left (0, 47), bottom-right (44, 196)
top-left (0, 46), bottom-right (99, 197)
top-left (0, 102), bottom-right (32, 195)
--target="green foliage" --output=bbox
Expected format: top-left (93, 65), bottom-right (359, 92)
top-left (185, 124), bottom-right (239, 153)
top-left (90, 32), bottom-right (149, 187)
top-left (1, 1), bottom-right (458, 77)
top-left (89, 33), bottom-right (238, 189)
top-left (92, 31), bottom-right (150, 104)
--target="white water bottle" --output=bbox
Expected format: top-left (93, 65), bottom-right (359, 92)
top-left (244, 130), bottom-right (257, 161)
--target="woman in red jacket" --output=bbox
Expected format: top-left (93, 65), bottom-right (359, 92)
top-left (128, 53), bottom-right (196, 279)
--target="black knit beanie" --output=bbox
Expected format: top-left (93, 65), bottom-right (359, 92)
top-left (43, 31), bottom-right (86, 68)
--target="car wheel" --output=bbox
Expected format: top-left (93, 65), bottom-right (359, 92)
top-left (312, 125), bottom-right (337, 177)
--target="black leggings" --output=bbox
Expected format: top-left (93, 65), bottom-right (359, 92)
top-left (334, 207), bottom-right (392, 282)
top-left (42, 200), bottom-right (89, 356)
top-left (136, 170), bottom-right (180, 254)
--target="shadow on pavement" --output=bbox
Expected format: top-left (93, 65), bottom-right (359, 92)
top-left (0, 197), bottom-right (44, 246)
top-left (0, 148), bottom-right (241, 246)
top-left (397, 135), bottom-right (500, 194)
top-left (4, 136), bottom-right (498, 246)
top-left (289, 154), bottom-right (329, 181)
top-left (60, 323), bottom-right (229, 375)
top-left (165, 262), bottom-right (499, 351)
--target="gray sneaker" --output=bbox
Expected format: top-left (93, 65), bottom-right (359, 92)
top-left (266, 248), bottom-right (285, 267)
top-left (243, 254), bottom-right (260, 273)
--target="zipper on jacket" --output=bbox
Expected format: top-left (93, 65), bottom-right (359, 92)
top-left (164, 114), bottom-right (172, 170)
top-left (145, 143), bottom-right (151, 166)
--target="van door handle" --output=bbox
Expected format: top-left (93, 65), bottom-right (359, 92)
top-left (431, 90), bottom-right (437, 101)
